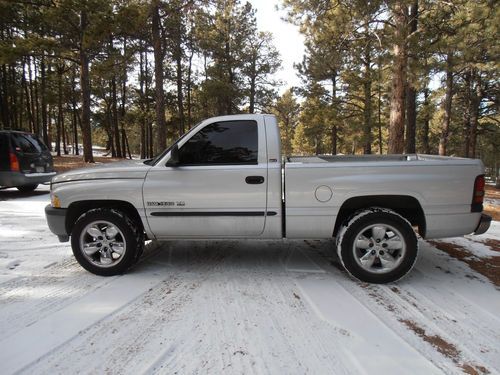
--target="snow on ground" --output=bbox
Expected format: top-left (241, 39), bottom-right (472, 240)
top-left (0, 187), bottom-right (499, 375)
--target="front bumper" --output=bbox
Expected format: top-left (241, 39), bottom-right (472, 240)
top-left (45, 204), bottom-right (69, 242)
top-left (474, 214), bottom-right (492, 235)
top-left (0, 171), bottom-right (56, 187)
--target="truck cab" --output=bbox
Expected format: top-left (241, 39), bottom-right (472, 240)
top-left (143, 114), bottom-right (282, 239)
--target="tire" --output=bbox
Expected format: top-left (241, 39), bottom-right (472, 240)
top-left (71, 208), bottom-right (144, 276)
top-left (336, 207), bottom-right (418, 284)
top-left (16, 184), bottom-right (38, 192)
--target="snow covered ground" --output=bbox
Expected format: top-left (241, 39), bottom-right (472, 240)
top-left (0, 185), bottom-right (499, 375)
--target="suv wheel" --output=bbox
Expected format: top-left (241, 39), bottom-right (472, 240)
top-left (71, 208), bottom-right (144, 276)
top-left (16, 184), bottom-right (38, 192)
top-left (336, 208), bottom-right (418, 284)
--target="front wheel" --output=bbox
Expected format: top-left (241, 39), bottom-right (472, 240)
top-left (71, 208), bottom-right (144, 276)
top-left (336, 208), bottom-right (418, 284)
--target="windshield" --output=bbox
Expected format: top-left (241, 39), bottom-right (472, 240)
top-left (145, 122), bottom-right (202, 166)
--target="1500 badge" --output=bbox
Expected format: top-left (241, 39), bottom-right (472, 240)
top-left (147, 201), bottom-right (186, 207)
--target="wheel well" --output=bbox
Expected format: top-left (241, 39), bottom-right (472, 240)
top-left (333, 195), bottom-right (426, 237)
top-left (66, 200), bottom-right (144, 235)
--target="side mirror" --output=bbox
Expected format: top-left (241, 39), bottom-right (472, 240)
top-left (166, 144), bottom-right (179, 166)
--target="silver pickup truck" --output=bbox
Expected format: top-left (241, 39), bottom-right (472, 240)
top-left (45, 114), bottom-right (491, 283)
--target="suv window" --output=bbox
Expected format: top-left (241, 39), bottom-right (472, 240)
top-left (178, 120), bottom-right (258, 165)
top-left (11, 133), bottom-right (47, 153)
top-left (0, 133), bottom-right (7, 153)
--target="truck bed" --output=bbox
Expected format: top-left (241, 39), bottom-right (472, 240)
top-left (284, 153), bottom-right (484, 239)
top-left (287, 154), bottom-right (469, 164)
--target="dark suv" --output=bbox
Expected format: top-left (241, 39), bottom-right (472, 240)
top-left (0, 130), bottom-right (55, 192)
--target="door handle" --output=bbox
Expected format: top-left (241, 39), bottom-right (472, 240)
top-left (245, 176), bottom-right (265, 184)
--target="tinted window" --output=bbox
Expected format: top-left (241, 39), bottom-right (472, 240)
top-left (0, 134), bottom-right (9, 170)
top-left (11, 133), bottom-right (47, 153)
top-left (0, 134), bottom-right (8, 156)
top-left (178, 120), bottom-right (258, 165)
top-left (30, 134), bottom-right (49, 151)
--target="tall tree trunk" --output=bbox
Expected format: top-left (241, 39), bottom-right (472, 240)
top-left (469, 72), bottom-right (482, 158)
top-left (187, 49), bottom-right (194, 129)
top-left (111, 75), bottom-right (122, 157)
top-left (388, 2), bottom-right (408, 154)
top-left (461, 69), bottom-right (471, 157)
top-left (405, 0), bottom-right (418, 154)
top-left (145, 51), bottom-right (153, 158)
top-left (363, 35), bottom-right (372, 155)
top-left (27, 57), bottom-right (38, 134)
top-left (421, 87), bottom-right (430, 154)
top-left (62, 118), bottom-right (68, 154)
top-left (139, 49), bottom-right (146, 159)
top-left (120, 36), bottom-right (128, 157)
top-left (22, 59), bottom-right (35, 133)
top-left (0, 64), bottom-right (9, 128)
top-left (9, 64), bottom-right (18, 130)
top-left (175, 27), bottom-right (185, 135)
top-left (331, 74), bottom-right (337, 155)
top-left (439, 53), bottom-right (453, 156)
top-left (40, 52), bottom-right (50, 149)
top-left (377, 55), bottom-right (383, 154)
top-left (80, 10), bottom-right (94, 163)
top-left (46, 63), bottom-right (52, 147)
top-left (249, 51), bottom-right (256, 114)
top-left (56, 65), bottom-right (63, 156)
top-left (19, 62), bottom-right (26, 131)
top-left (71, 66), bottom-right (79, 155)
top-left (152, 0), bottom-right (167, 150)
top-left (33, 59), bottom-right (41, 136)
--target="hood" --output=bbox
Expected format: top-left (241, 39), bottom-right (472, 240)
top-left (52, 159), bottom-right (152, 184)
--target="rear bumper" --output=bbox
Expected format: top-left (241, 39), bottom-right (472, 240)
top-left (474, 214), bottom-right (492, 235)
top-left (0, 171), bottom-right (56, 187)
top-left (45, 204), bottom-right (69, 242)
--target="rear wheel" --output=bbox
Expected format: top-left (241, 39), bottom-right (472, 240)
top-left (336, 208), bottom-right (418, 284)
top-left (71, 208), bottom-right (144, 276)
top-left (16, 184), bottom-right (38, 192)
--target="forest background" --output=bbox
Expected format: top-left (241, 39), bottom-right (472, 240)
top-left (0, 0), bottom-right (498, 176)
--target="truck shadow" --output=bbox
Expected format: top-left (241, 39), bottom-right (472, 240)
top-left (0, 188), bottom-right (49, 202)
top-left (133, 238), bottom-right (498, 291)
top-left (135, 239), bottom-right (337, 276)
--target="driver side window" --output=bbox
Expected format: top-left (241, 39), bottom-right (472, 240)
top-left (178, 120), bottom-right (258, 165)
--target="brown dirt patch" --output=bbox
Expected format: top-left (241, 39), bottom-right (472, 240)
top-left (400, 319), bottom-right (460, 359)
top-left (483, 204), bottom-right (500, 221)
top-left (428, 240), bottom-right (500, 287)
top-left (400, 319), bottom-right (490, 374)
top-left (461, 364), bottom-right (490, 375)
top-left (481, 239), bottom-right (500, 252)
top-left (485, 185), bottom-right (500, 200)
top-left (483, 186), bottom-right (499, 220)
top-left (52, 155), bottom-right (124, 173)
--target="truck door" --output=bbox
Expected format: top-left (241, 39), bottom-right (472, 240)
top-left (143, 119), bottom-right (268, 238)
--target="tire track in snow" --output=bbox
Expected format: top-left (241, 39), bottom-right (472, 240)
top-left (301, 239), bottom-right (497, 374)
top-left (20, 241), bottom-right (230, 375)
top-left (24, 241), bottom-right (364, 375)
top-left (0, 258), bottom-right (118, 340)
top-left (147, 242), bottom-right (355, 375)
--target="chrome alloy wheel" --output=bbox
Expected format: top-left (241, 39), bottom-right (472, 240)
top-left (352, 224), bottom-right (406, 274)
top-left (79, 221), bottom-right (127, 268)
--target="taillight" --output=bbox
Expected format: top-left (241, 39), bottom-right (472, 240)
top-left (472, 175), bottom-right (485, 205)
top-left (9, 152), bottom-right (20, 172)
